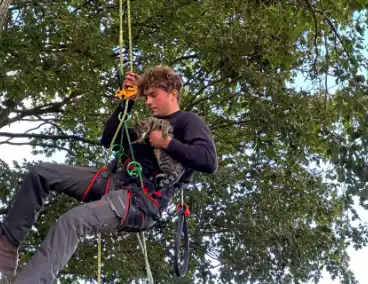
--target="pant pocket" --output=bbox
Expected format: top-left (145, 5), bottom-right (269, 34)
top-left (101, 190), bottom-right (130, 220)
top-left (101, 189), bottom-right (158, 233)
top-left (84, 198), bottom-right (122, 234)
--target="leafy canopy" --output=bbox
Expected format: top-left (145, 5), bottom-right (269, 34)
top-left (1, 0), bottom-right (368, 283)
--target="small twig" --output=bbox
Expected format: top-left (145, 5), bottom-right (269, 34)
top-left (324, 18), bottom-right (329, 117)
top-left (313, 8), bottom-right (351, 58)
top-left (186, 75), bottom-right (232, 110)
top-left (324, 15), bottom-right (350, 57)
top-left (183, 66), bottom-right (204, 87)
top-left (23, 122), bottom-right (49, 134)
top-left (303, 0), bottom-right (319, 72)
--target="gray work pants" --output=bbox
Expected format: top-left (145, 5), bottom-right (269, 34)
top-left (0, 162), bottom-right (156, 284)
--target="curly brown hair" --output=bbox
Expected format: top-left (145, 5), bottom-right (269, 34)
top-left (138, 65), bottom-right (183, 102)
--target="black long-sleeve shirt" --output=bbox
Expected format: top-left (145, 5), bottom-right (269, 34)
top-left (101, 101), bottom-right (218, 182)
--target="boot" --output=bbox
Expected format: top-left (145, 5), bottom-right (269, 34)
top-left (0, 273), bottom-right (16, 284)
top-left (0, 234), bottom-right (18, 276)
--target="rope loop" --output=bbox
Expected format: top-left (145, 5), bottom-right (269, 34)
top-left (112, 144), bottom-right (124, 158)
top-left (127, 161), bottom-right (143, 177)
top-left (119, 111), bottom-right (131, 122)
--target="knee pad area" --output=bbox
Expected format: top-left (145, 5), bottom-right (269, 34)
top-left (55, 207), bottom-right (87, 237)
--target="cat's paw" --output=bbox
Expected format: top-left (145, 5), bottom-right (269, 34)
top-left (155, 174), bottom-right (166, 187)
top-left (155, 173), bottom-right (166, 179)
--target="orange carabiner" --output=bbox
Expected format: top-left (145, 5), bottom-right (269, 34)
top-left (115, 85), bottom-right (138, 100)
top-left (176, 203), bottom-right (190, 217)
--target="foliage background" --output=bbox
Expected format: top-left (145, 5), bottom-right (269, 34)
top-left (1, 0), bottom-right (368, 283)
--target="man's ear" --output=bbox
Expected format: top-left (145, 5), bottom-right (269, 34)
top-left (170, 89), bottom-right (178, 101)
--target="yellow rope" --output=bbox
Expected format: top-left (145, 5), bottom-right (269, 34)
top-left (97, 104), bottom-right (129, 284)
top-left (119, 0), bottom-right (124, 73)
top-left (127, 0), bottom-right (133, 72)
top-left (97, 1), bottom-right (154, 283)
top-left (124, 3), bottom-right (155, 281)
top-left (97, 233), bottom-right (101, 283)
top-left (97, 0), bottom-right (126, 282)
top-left (125, 4), bottom-right (155, 281)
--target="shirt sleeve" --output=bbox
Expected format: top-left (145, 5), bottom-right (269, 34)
top-left (100, 100), bottom-right (137, 149)
top-left (166, 112), bottom-right (218, 174)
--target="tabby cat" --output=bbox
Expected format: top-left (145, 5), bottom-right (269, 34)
top-left (133, 117), bottom-right (185, 187)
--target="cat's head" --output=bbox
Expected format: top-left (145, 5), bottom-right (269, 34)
top-left (136, 119), bottom-right (152, 139)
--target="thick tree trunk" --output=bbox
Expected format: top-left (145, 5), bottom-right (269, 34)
top-left (0, 0), bottom-right (12, 37)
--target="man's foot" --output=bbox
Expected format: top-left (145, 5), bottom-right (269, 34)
top-left (0, 234), bottom-right (18, 276)
top-left (0, 273), bottom-right (16, 284)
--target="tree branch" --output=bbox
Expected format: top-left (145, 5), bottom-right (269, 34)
top-left (170, 54), bottom-right (198, 65)
top-left (210, 119), bottom-right (250, 131)
top-left (0, 141), bottom-right (75, 156)
top-left (319, 11), bottom-right (350, 57)
top-left (185, 75), bottom-right (233, 110)
top-left (0, 91), bottom-right (81, 128)
top-left (23, 121), bottom-right (48, 134)
top-left (302, 0), bottom-right (319, 72)
top-left (0, 132), bottom-right (98, 145)
top-left (323, 18), bottom-right (329, 119)
top-left (183, 66), bottom-right (205, 87)
top-left (34, 115), bottom-right (64, 133)
top-left (307, 6), bottom-right (351, 58)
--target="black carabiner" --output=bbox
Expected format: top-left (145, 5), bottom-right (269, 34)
top-left (117, 70), bottom-right (123, 87)
top-left (173, 206), bottom-right (190, 277)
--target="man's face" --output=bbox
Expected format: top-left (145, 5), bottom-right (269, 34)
top-left (144, 87), bottom-right (177, 117)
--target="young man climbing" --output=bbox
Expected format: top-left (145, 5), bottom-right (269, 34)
top-left (0, 65), bottom-right (217, 283)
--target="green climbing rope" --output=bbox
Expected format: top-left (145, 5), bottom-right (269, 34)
top-left (97, 99), bottom-right (129, 284)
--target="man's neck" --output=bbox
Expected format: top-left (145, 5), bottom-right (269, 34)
top-left (167, 106), bottom-right (180, 115)
top-left (156, 107), bottom-right (181, 119)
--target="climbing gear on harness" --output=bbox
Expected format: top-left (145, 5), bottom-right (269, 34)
top-left (174, 207), bottom-right (189, 277)
top-left (95, 0), bottom-right (155, 282)
top-left (115, 85), bottom-right (138, 100)
top-left (94, 0), bottom-right (192, 282)
top-left (174, 187), bottom-right (190, 277)
top-left (127, 161), bottom-right (143, 177)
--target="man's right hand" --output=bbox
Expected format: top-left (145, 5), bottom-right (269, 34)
top-left (121, 72), bottom-right (141, 101)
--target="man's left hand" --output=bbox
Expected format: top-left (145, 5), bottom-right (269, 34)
top-left (149, 130), bottom-right (172, 149)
